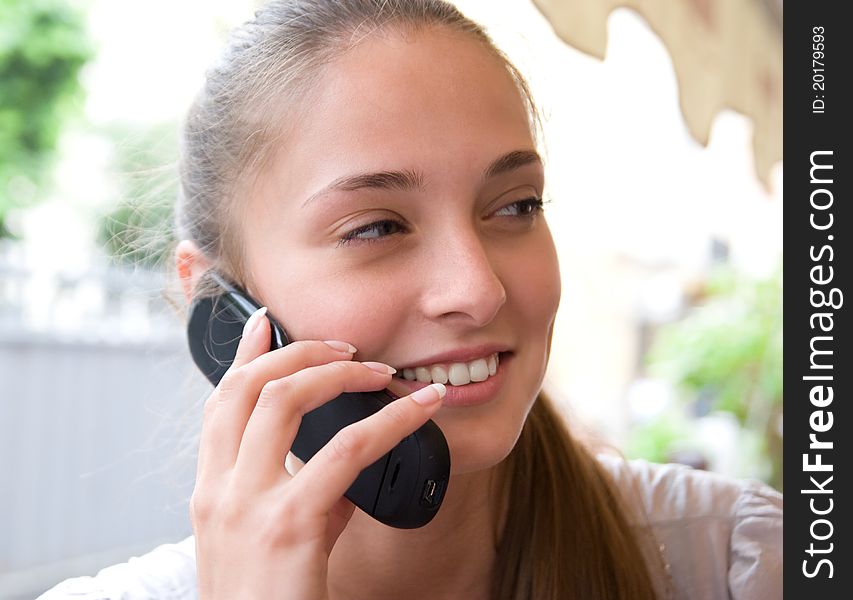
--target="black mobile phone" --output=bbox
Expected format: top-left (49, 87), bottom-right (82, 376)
top-left (186, 271), bottom-right (450, 529)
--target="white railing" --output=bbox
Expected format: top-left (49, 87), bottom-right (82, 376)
top-left (0, 251), bottom-right (209, 599)
top-left (0, 245), bottom-right (183, 345)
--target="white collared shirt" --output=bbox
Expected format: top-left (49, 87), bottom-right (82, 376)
top-left (37, 456), bottom-right (783, 599)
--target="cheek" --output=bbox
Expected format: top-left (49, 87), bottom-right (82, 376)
top-left (263, 260), bottom-right (410, 345)
top-left (505, 232), bottom-right (562, 329)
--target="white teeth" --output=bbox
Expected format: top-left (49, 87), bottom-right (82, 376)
top-left (469, 358), bottom-right (489, 382)
top-left (394, 353), bottom-right (502, 386)
top-left (430, 365), bottom-right (449, 384)
top-left (448, 363), bottom-right (471, 386)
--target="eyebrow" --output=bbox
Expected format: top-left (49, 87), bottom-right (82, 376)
top-left (300, 149), bottom-right (542, 208)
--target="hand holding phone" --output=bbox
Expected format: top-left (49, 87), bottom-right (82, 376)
top-left (187, 273), bottom-right (450, 598)
top-left (186, 272), bottom-right (450, 524)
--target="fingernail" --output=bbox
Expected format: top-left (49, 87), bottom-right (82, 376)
top-left (362, 361), bottom-right (396, 375)
top-left (323, 340), bottom-right (357, 353)
top-left (243, 306), bottom-right (268, 336)
top-left (411, 383), bottom-right (446, 405)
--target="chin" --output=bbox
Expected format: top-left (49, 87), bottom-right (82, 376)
top-left (436, 401), bottom-right (531, 476)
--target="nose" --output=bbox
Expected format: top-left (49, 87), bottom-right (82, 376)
top-left (420, 226), bottom-right (507, 327)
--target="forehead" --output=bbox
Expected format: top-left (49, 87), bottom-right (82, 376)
top-left (316, 27), bottom-right (529, 132)
top-left (262, 28), bottom-right (534, 197)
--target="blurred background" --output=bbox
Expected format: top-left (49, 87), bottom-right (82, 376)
top-left (0, 0), bottom-right (782, 597)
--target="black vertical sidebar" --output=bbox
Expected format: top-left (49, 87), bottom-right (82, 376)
top-left (784, 2), bottom-right (851, 597)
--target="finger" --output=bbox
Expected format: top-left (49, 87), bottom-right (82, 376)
top-left (231, 306), bottom-right (272, 369)
top-left (289, 383), bottom-right (446, 513)
top-left (233, 360), bottom-right (397, 486)
top-left (197, 306), bottom-right (271, 480)
top-left (198, 337), bottom-right (360, 481)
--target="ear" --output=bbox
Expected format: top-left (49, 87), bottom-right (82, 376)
top-left (175, 239), bottom-right (213, 304)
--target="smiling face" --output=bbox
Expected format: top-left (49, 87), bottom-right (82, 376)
top-left (241, 27), bottom-right (561, 474)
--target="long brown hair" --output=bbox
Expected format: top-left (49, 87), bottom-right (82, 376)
top-left (496, 391), bottom-right (663, 598)
top-left (175, 1), bottom-right (664, 597)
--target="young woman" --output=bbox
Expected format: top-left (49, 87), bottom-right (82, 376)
top-left (40, 1), bottom-right (781, 598)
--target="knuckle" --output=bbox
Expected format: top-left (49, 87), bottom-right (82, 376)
top-left (325, 360), bottom-right (352, 378)
top-left (189, 491), bottom-right (214, 525)
top-left (326, 427), bottom-right (364, 463)
top-left (289, 339), bottom-right (316, 356)
top-left (261, 500), bottom-right (304, 547)
top-left (380, 401), bottom-right (410, 428)
top-left (218, 495), bottom-right (249, 530)
top-left (256, 378), bottom-right (293, 410)
top-left (218, 366), bottom-right (248, 396)
top-left (275, 494), bottom-right (304, 525)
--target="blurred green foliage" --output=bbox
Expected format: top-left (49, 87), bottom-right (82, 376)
top-left (625, 412), bottom-right (689, 466)
top-left (649, 265), bottom-right (783, 421)
top-left (97, 122), bottom-right (178, 269)
top-left (633, 264), bottom-right (783, 489)
top-left (0, 0), bottom-right (92, 238)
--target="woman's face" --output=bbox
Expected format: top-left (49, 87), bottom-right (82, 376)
top-left (242, 28), bottom-right (561, 474)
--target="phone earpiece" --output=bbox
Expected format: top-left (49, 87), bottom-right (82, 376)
top-left (187, 272), bottom-right (289, 385)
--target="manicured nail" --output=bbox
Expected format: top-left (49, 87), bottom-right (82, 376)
top-left (411, 383), bottom-right (446, 405)
top-left (362, 361), bottom-right (396, 375)
top-left (243, 306), bottom-right (268, 336)
top-left (323, 340), bottom-right (357, 353)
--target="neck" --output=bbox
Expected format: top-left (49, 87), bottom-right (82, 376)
top-left (328, 467), bottom-right (505, 600)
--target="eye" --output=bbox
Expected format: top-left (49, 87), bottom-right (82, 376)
top-left (493, 196), bottom-right (545, 218)
top-left (337, 219), bottom-right (406, 247)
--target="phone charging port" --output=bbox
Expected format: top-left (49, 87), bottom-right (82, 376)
top-left (420, 479), bottom-right (444, 507)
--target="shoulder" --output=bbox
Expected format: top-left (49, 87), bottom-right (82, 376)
top-left (36, 537), bottom-right (197, 600)
top-left (596, 454), bottom-right (782, 600)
